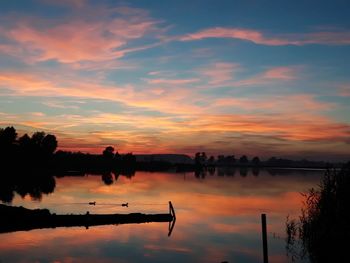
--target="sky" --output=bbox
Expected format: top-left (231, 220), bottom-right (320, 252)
top-left (0, 0), bottom-right (349, 161)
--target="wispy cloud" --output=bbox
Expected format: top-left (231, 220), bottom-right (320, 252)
top-left (42, 100), bottom-right (82, 109)
top-left (145, 78), bottom-right (200, 85)
top-left (210, 94), bottom-right (334, 113)
top-left (181, 27), bottom-right (295, 45)
top-left (198, 62), bottom-right (240, 85)
top-left (180, 27), bottom-right (350, 46)
top-left (234, 66), bottom-right (299, 86)
top-left (196, 64), bottom-right (299, 88)
top-left (0, 71), bottom-right (203, 115)
top-left (337, 84), bottom-right (350, 97)
top-left (261, 67), bottom-right (297, 80)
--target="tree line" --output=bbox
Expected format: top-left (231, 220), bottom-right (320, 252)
top-left (0, 126), bottom-right (337, 174)
top-left (194, 152), bottom-right (333, 168)
top-left (0, 126), bottom-right (136, 174)
top-left (194, 152), bottom-right (261, 166)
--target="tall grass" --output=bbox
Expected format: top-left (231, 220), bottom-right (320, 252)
top-left (286, 163), bottom-right (350, 262)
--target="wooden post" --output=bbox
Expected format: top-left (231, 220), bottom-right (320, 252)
top-left (169, 201), bottom-right (176, 220)
top-left (261, 213), bottom-right (268, 263)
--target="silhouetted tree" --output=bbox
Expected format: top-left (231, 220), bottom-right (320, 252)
top-left (216, 155), bottom-right (236, 165)
top-left (114, 151), bottom-right (121, 161)
top-left (201, 152), bottom-right (207, 163)
top-left (0, 182), bottom-right (15, 203)
top-left (18, 134), bottom-right (31, 149)
top-left (195, 152), bottom-right (207, 166)
top-left (239, 155), bottom-right (249, 164)
top-left (31, 131), bottom-right (46, 146)
top-left (0, 126), bottom-right (17, 145)
top-left (103, 146), bottom-right (115, 159)
top-left (252, 156), bottom-right (260, 166)
top-left (42, 134), bottom-right (58, 155)
top-left (0, 126), bottom-right (18, 163)
top-left (195, 152), bottom-right (201, 165)
top-left (208, 156), bottom-right (215, 165)
top-left (226, 155), bottom-right (236, 164)
top-left (217, 155), bottom-right (225, 164)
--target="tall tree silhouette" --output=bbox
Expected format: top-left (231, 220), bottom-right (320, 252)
top-left (0, 126), bottom-right (17, 145)
top-left (42, 134), bottom-right (58, 155)
top-left (18, 134), bottom-right (31, 149)
top-left (31, 131), bottom-right (46, 146)
top-left (103, 146), bottom-right (115, 159)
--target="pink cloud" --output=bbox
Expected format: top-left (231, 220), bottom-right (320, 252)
top-left (262, 67), bottom-right (297, 80)
top-left (181, 27), bottom-right (297, 45)
top-left (211, 94), bottom-right (334, 113)
top-left (1, 69), bottom-right (348, 157)
top-left (145, 78), bottom-right (200, 85)
top-left (302, 31), bottom-right (350, 45)
top-left (0, 71), bottom-right (203, 115)
top-left (197, 65), bottom-right (299, 88)
top-left (233, 66), bottom-right (299, 87)
top-left (180, 27), bottom-right (350, 46)
top-left (0, 7), bottom-right (160, 64)
top-left (6, 21), bottom-right (151, 63)
top-left (199, 62), bottom-right (240, 85)
top-left (338, 85), bottom-right (350, 97)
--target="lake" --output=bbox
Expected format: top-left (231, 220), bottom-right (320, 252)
top-left (0, 168), bottom-right (323, 263)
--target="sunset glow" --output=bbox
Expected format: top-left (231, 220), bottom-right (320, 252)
top-left (0, 0), bottom-right (349, 160)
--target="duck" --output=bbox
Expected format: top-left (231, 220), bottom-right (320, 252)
top-left (88, 202), bottom-right (96, 205)
top-left (122, 203), bottom-right (128, 207)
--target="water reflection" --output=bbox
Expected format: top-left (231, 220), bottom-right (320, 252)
top-left (0, 173), bottom-right (56, 203)
top-left (0, 169), bottom-right (322, 263)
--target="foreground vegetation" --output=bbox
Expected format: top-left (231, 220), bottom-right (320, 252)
top-left (286, 162), bottom-right (350, 262)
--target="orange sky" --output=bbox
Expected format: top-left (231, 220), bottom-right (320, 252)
top-left (0, 0), bottom-right (349, 160)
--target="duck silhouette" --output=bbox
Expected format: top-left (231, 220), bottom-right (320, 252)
top-left (122, 203), bottom-right (128, 207)
top-left (88, 202), bottom-right (96, 205)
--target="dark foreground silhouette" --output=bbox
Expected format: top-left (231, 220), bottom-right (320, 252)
top-left (0, 202), bottom-right (176, 236)
top-left (286, 162), bottom-right (350, 262)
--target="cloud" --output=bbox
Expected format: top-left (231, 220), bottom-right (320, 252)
top-left (30, 112), bottom-right (46, 117)
top-left (42, 100), bottom-right (82, 109)
top-left (145, 78), bottom-right (200, 85)
top-left (0, 71), bottom-right (204, 115)
top-left (181, 27), bottom-right (295, 45)
top-left (233, 66), bottom-right (299, 87)
top-left (40, 0), bottom-right (86, 8)
top-left (337, 84), bottom-right (350, 97)
top-left (210, 94), bottom-right (333, 113)
top-left (2, 105), bottom-right (348, 156)
top-left (180, 27), bottom-right (350, 46)
top-left (0, 6), bottom-right (161, 64)
top-left (196, 65), bottom-right (299, 88)
top-left (261, 67), bottom-right (297, 80)
top-left (198, 62), bottom-right (240, 85)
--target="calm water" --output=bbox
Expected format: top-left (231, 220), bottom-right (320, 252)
top-left (0, 168), bottom-right (323, 263)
